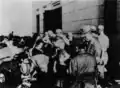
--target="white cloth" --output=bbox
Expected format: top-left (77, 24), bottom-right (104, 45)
top-left (0, 47), bottom-right (12, 59)
top-left (54, 38), bottom-right (65, 49)
top-left (59, 50), bottom-right (70, 65)
top-left (5, 41), bottom-right (23, 57)
top-left (98, 33), bottom-right (109, 51)
top-left (97, 33), bottom-right (109, 78)
top-left (101, 51), bottom-right (108, 65)
top-left (36, 43), bottom-right (43, 50)
top-left (98, 33), bottom-right (109, 65)
top-left (31, 54), bottom-right (49, 73)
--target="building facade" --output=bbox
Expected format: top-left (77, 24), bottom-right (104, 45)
top-left (35, 0), bottom-right (104, 33)
top-left (62, 0), bottom-right (104, 33)
top-left (32, 0), bottom-right (120, 79)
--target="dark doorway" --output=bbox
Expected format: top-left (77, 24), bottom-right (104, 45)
top-left (104, 0), bottom-right (117, 35)
top-left (43, 7), bottom-right (62, 33)
top-left (104, 0), bottom-right (120, 79)
top-left (36, 14), bottom-right (40, 34)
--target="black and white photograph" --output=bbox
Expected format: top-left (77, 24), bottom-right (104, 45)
top-left (0, 0), bottom-right (120, 88)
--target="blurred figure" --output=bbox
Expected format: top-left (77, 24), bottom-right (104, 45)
top-left (65, 32), bottom-right (77, 58)
top-left (96, 25), bottom-right (117, 88)
top-left (81, 25), bottom-right (102, 64)
top-left (0, 36), bottom-right (23, 64)
top-left (48, 30), bottom-right (56, 38)
top-left (67, 32), bottom-right (73, 42)
top-left (82, 25), bottom-right (93, 40)
top-left (98, 25), bottom-right (109, 55)
top-left (54, 29), bottom-right (70, 64)
top-left (54, 29), bottom-right (70, 88)
top-left (47, 30), bottom-right (56, 44)
top-left (56, 29), bottom-right (63, 37)
top-left (55, 29), bottom-right (70, 46)
top-left (97, 25), bottom-right (109, 78)
top-left (90, 25), bottom-right (99, 39)
top-left (42, 32), bottom-right (51, 44)
top-left (91, 25), bottom-right (97, 31)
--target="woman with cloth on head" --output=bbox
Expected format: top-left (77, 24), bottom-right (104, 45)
top-left (97, 25), bottom-right (109, 78)
top-left (53, 29), bottom-right (70, 88)
top-left (98, 25), bottom-right (109, 66)
top-left (54, 29), bottom-right (70, 66)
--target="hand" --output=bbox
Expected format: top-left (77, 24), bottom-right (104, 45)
top-left (53, 61), bottom-right (57, 73)
top-left (29, 49), bottom-right (32, 57)
top-left (0, 60), bottom-right (4, 65)
top-left (59, 34), bottom-right (64, 38)
top-left (66, 69), bottom-right (69, 74)
top-left (0, 61), bottom-right (2, 65)
top-left (100, 72), bottom-right (104, 79)
top-left (53, 66), bottom-right (57, 73)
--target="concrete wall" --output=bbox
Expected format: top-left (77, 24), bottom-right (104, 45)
top-left (38, 0), bottom-right (104, 33)
top-left (62, 0), bottom-right (104, 32)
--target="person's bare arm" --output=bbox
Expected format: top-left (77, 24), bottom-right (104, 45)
top-left (62, 35), bottom-right (70, 45)
top-left (107, 36), bottom-right (109, 49)
top-left (0, 56), bottom-right (13, 63)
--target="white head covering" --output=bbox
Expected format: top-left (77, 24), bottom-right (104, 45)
top-left (68, 32), bottom-right (73, 37)
top-left (48, 30), bottom-right (56, 37)
top-left (98, 25), bottom-right (104, 33)
top-left (91, 25), bottom-right (97, 31)
top-left (56, 29), bottom-right (63, 35)
top-left (82, 25), bottom-right (91, 34)
top-left (68, 32), bottom-right (73, 41)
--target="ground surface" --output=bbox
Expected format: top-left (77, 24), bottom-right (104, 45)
top-left (0, 83), bottom-right (120, 88)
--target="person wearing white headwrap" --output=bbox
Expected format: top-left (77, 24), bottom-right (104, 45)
top-left (56, 29), bottom-right (70, 46)
top-left (42, 32), bottom-right (51, 44)
top-left (97, 25), bottom-right (109, 78)
top-left (54, 29), bottom-right (70, 65)
top-left (54, 29), bottom-right (70, 88)
top-left (67, 32), bottom-right (73, 42)
top-left (98, 25), bottom-right (109, 56)
top-left (48, 30), bottom-right (56, 38)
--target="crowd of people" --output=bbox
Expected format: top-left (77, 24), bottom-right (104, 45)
top-left (0, 24), bottom-right (112, 88)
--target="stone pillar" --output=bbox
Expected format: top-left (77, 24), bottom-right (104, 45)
top-left (40, 8), bottom-right (44, 33)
